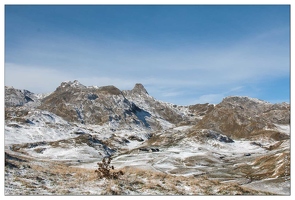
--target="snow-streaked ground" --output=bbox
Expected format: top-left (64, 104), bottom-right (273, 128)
top-left (26, 144), bottom-right (103, 161)
top-left (243, 177), bottom-right (290, 195)
top-left (4, 108), bottom-right (290, 195)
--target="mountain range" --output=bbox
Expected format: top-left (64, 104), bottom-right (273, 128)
top-left (4, 80), bottom-right (290, 195)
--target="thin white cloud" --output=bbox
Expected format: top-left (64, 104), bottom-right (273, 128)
top-left (161, 91), bottom-right (184, 97)
top-left (192, 86), bottom-right (250, 104)
top-left (5, 26), bottom-right (289, 104)
top-left (194, 93), bottom-right (225, 104)
top-left (5, 63), bottom-right (72, 93)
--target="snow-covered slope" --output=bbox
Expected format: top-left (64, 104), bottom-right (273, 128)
top-left (5, 109), bottom-right (74, 145)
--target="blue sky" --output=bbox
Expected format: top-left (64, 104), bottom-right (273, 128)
top-left (5, 5), bottom-right (290, 105)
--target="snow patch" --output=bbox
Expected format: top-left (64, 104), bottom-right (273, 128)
top-left (274, 124), bottom-right (290, 135)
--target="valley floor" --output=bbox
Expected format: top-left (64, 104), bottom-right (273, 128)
top-left (5, 135), bottom-right (290, 195)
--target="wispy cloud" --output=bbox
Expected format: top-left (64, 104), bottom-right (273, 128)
top-left (193, 94), bottom-right (225, 104)
top-left (5, 63), bottom-right (72, 93)
top-left (5, 25), bottom-right (289, 104)
top-left (5, 63), bottom-right (139, 93)
top-left (191, 86), bottom-right (250, 104)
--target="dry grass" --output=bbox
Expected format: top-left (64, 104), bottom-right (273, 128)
top-left (111, 167), bottom-right (269, 195)
top-left (216, 182), bottom-right (272, 195)
top-left (6, 153), bottom-right (278, 195)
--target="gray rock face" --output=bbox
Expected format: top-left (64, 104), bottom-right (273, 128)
top-left (206, 130), bottom-right (234, 143)
top-left (5, 87), bottom-right (25, 107)
top-left (132, 83), bottom-right (148, 95)
top-left (123, 85), bottom-right (189, 125)
top-left (5, 87), bottom-right (34, 107)
top-left (5, 86), bottom-right (49, 108)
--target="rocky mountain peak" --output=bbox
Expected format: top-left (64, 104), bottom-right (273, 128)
top-left (58, 80), bottom-right (86, 90)
top-left (132, 83), bottom-right (148, 95)
top-left (222, 96), bottom-right (270, 105)
top-left (5, 86), bottom-right (35, 107)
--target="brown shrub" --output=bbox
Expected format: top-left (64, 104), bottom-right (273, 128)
top-left (95, 157), bottom-right (124, 179)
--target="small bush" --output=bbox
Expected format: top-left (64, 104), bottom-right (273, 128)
top-left (95, 157), bottom-right (123, 179)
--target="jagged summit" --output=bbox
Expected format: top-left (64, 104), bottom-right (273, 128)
top-left (132, 83), bottom-right (148, 95)
top-left (5, 86), bottom-right (14, 89)
top-left (59, 80), bottom-right (86, 89)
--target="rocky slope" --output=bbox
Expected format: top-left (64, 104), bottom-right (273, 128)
top-left (123, 83), bottom-right (214, 126)
top-left (195, 96), bottom-right (290, 141)
top-left (4, 81), bottom-right (290, 195)
top-left (40, 81), bottom-right (183, 130)
top-left (5, 86), bottom-right (41, 107)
